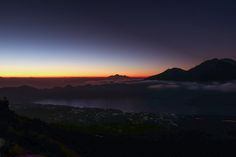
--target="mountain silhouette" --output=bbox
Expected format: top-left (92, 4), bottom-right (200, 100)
top-left (147, 68), bottom-right (187, 81)
top-left (107, 74), bottom-right (129, 80)
top-left (147, 58), bottom-right (236, 82)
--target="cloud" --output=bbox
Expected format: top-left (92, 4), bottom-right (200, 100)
top-left (148, 81), bottom-right (236, 92)
top-left (202, 82), bottom-right (236, 92)
top-left (149, 84), bottom-right (180, 89)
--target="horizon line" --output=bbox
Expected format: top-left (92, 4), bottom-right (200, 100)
top-left (0, 76), bottom-right (147, 78)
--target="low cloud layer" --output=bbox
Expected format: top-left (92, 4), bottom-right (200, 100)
top-left (148, 81), bottom-right (236, 92)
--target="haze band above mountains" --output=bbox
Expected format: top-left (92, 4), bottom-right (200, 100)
top-left (147, 58), bottom-right (236, 82)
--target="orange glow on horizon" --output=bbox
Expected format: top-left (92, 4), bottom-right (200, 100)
top-left (0, 73), bottom-right (149, 78)
top-left (0, 64), bottom-right (163, 78)
top-left (0, 71), bottom-right (152, 78)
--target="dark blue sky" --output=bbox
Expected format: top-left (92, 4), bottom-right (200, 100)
top-left (0, 0), bottom-right (235, 77)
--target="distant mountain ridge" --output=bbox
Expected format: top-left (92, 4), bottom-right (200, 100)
top-left (147, 58), bottom-right (236, 82)
top-left (107, 74), bottom-right (129, 80)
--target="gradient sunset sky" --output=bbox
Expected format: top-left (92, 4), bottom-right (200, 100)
top-left (0, 0), bottom-right (236, 77)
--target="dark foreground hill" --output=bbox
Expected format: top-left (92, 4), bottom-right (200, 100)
top-left (147, 58), bottom-right (236, 82)
top-left (0, 98), bottom-right (80, 157)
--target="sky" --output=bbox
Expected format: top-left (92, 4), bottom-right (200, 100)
top-left (0, 0), bottom-right (236, 77)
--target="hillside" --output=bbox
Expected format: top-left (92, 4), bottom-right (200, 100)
top-left (0, 99), bottom-right (80, 157)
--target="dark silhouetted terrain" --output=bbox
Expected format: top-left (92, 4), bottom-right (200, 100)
top-left (107, 74), bottom-right (130, 80)
top-left (1, 59), bottom-right (236, 156)
top-left (3, 101), bottom-right (236, 157)
top-left (147, 58), bottom-right (236, 82)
